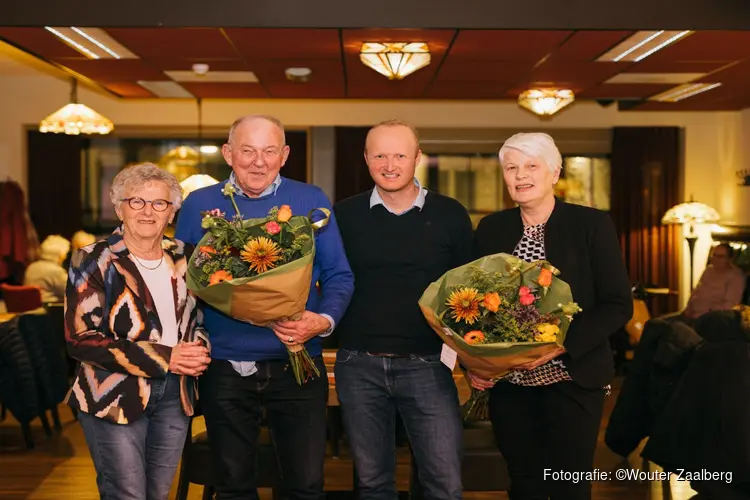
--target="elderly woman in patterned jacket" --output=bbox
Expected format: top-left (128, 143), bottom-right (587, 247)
top-left (65, 162), bottom-right (211, 500)
top-left (470, 133), bottom-right (633, 500)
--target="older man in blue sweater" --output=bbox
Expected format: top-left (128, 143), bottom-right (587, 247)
top-left (175, 115), bottom-right (354, 500)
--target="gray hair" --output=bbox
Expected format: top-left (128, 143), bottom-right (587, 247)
top-left (39, 235), bottom-right (70, 262)
top-left (227, 115), bottom-right (286, 146)
top-left (110, 162), bottom-right (183, 210)
top-left (498, 132), bottom-right (562, 173)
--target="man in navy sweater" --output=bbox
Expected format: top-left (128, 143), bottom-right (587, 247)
top-left (334, 120), bottom-right (473, 500)
top-left (175, 115), bottom-right (354, 500)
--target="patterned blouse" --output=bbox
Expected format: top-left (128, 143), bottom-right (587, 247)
top-left (501, 223), bottom-right (573, 386)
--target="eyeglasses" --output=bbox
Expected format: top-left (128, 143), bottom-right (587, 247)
top-left (120, 197), bottom-right (173, 212)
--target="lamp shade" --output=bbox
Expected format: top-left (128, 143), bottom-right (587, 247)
top-left (661, 200), bottom-right (720, 225)
top-left (360, 42), bottom-right (430, 80)
top-left (39, 103), bottom-right (114, 135)
top-left (518, 89), bottom-right (575, 116)
top-left (180, 174), bottom-right (219, 199)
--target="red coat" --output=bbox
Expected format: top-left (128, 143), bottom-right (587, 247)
top-left (0, 181), bottom-right (31, 281)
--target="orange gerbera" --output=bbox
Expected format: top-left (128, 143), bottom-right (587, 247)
top-left (446, 287), bottom-right (483, 325)
top-left (463, 330), bottom-right (486, 344)
top-left (483, 292), bottom-right (501, 313)
top-left (240, 236), bottom-right (282, 274)
top-left (209, 270), bottom-right (233, 285)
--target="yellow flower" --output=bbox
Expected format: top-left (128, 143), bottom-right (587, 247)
top-left (240, 236), bottom-right (282, 274)
top-left (534, 323), bottom-right (559, 343)
top-left (446, 287), bottom-right (483, 325)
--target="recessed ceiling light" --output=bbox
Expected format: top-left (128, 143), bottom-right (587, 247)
top-left (285, 67), bottom-right (312, 82)
top-left (649, 82), bottom-right (722, 102)
top-left (597, 30), bottom-right (692, 62)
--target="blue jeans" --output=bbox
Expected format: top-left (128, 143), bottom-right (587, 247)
top-left (78, 373), bottom-right (189, 500)
top-left (335, 349), bottom-right (463, 500)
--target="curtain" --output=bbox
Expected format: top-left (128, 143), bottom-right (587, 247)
top-left (334, 127), bottom-right (372, 203)
top-left (610, 127), bottom-right (682, 316)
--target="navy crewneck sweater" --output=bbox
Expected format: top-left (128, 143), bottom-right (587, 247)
top-left (334, 190), bottom-right (474, 355)
top-left (175, 177), bottom-right (354, 361)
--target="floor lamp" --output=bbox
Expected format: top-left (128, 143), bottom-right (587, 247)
top-left (661, 198), bottom-right (720, 290)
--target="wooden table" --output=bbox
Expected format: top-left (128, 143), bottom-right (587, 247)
top-left (0, 313), bottom-right (16, 323)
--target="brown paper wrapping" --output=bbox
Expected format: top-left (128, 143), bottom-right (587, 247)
top-left (229, 262), bottom-right (313, 326)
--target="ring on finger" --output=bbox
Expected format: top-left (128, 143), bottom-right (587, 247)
top-left (288, 335), bottom-right (294, 343)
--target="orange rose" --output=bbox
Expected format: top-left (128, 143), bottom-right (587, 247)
top-left (208, 270), bottom-right (233, 285)
top-left (483, 292), bottom-right (501, 313)
top-left (463, 330), bottom-right (486, 345)
top-left (277, 205), bottom-right (293, 222)
top-left (538, 268), bottom-right (553, 287)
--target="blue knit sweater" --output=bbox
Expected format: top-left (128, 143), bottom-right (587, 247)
top-left (175, 177), bottom-right (354, 361)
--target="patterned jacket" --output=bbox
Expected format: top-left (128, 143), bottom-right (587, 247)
top-left (64, 228), bottom-right (208, 424)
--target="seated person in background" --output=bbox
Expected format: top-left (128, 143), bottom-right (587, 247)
top-left (23, 234), bottom-right (70, 303)
top-left (66, 230), bottom-right (97, 268)
top-left (71, 230), bottom-right (96, 251)
top-left (684, 243), bottom-right (745, 319)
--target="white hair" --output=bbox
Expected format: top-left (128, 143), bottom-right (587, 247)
top-left (110, 162), bottom-right (183, 210)
top-left (39, 235), bottom-right (70, 262)
top-left (498, 132), bottom-right (562, 173)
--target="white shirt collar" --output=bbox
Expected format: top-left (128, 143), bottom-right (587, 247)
top-left (369, 177), bottom-right (427, 215)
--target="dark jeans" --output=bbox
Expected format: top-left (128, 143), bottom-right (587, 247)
top-left (199, 357), bottom-right (329, 500)
top-left (78, 373), bottom-right (189, 500)
top-left (488, 381), bottom-right (606, 500)
top-left (335, 349), bottom-right (463, 500)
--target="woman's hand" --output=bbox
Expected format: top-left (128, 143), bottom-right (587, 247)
top-left (513, 346), bottom-right (566, 371)
top-left (466, 371), bottom-right (496, 391)
top-left (168, 340), bottom-right (211, 376)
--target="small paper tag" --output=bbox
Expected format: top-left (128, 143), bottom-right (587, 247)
top-left (441, 343), bottom-right (457, 370)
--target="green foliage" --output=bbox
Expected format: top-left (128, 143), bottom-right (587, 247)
top-left (193, 204), bottom-right (315, 285)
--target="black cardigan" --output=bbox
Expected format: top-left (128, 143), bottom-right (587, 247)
top-left (473, 198), bottom-right (633, 388)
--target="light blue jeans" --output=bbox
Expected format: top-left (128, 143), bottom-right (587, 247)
top-left (78, 373), bottom-right (189, 500)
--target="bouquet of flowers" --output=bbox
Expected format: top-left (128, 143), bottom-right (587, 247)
top-left (186, 183), bottom-right (330, 384)
top-left (418, 253), bottom-right (581, 419)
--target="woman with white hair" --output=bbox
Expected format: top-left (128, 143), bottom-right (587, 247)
top-left (65, 162), bottom-right (211, 500)
top-left (23, 234), bottom-right (70, 302)
top-left (470, 133), bottom-right (633, 499)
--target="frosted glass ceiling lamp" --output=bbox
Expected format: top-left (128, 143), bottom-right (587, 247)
top-left (518, 89), bottom-right (575, 117)
top-left (359, 42), bottom-right (431, 80)
top-left (39, 78), bottom-right (114, 135)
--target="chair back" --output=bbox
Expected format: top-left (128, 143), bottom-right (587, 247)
top-left (1, 284), bottom-right (43, 313)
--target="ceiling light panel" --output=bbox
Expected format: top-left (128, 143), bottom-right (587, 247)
top-left (137, 80), bottom-right (194, 98)
top-left (164, 70), bottom-right (258, 83)
top-left (45, 27), bottom-right (138, 59)
top-left (597, 30), bottom-right (692, 62)
top-left (649, 82), bottom-right (722, 102)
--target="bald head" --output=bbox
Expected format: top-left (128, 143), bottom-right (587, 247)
top-left (365, 119), bottom-right (420, 155)
top-left (227, 115), bottom-right (286, 147)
